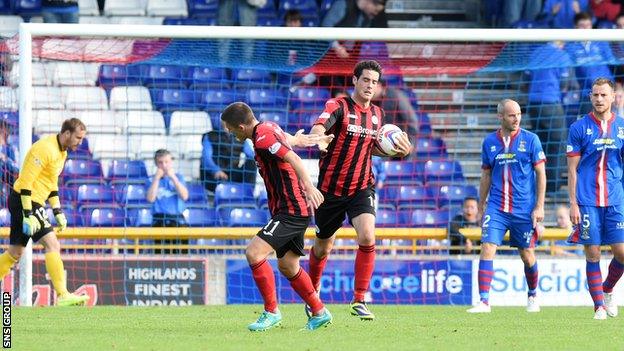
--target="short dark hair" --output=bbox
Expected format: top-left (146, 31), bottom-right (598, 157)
top-left (221, 102), bottom-right (255, 126)
top-left (153, 149), bottom-right (171, 162)
top-left (284, 9), bottom-right (302, 23)
top-left (463, 196), bottom-right (478, 204)
top-left (353, 60), bottom-right (383, 80)
top-left (593, 77), bottom-right (615, 90)
top-left (60, 118), bottom-right (86, 134)
top-left (574, 12), bottom-right (592, 25)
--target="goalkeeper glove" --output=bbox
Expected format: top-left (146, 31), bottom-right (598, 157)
top-left (53, 208), bottom-right (67, 232)
top-left (22, 211), bottom-right (41, 237)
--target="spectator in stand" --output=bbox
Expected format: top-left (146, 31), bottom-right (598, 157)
top-left (200, 129), bottom-right (257, 193)
top-left (591, 0), bottom-right (621, 22)
top-left (526, 41), bottom-right (572, 194)
top-left (374, 79), bottom-right (420, 141)
top-left (501, 0), bottom-right (543, 27)
top-left (42, 0), bottom-right (79, 23)
top-left (616, 12), bottom-right (624, 27)
top-left (285, 9), bottom-right (302, 27)
top-left (448, 197), bottom-right (480, 255)
top-left (541, 0), bottom-right (588, 28)
top-left (565, 12), bottom-right (616, 115)
top-left (615, 82), bottom-right (624, 117)
top-left (146, 149), bottom-right (189, 254)
top-left (217, 0), bottom-right (262, 62)
top-left (544, 205), bottom-right (583, 256)
top-left (0, 121), bottom-right (17, 206)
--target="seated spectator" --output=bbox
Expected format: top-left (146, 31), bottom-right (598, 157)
top-left (374, 80), bottom-right (420, 140)
top-left (501, 0), bottom-right (543, 27)
top-left (541, 0), bottom-right (588, 28)
top-left (200, 130), bottom-right (256, 193)
top-left (146, 149), bottom-right (189, 254)
top-left (591, 0), bottom-right (621, 22)
top-left (285, 9), bottom-right (302, 27)
top-left (616, 12), bottom-right (624, 27)
top-left (543, 205), bottom-right (583, 256)
top-left (42, 0), bottom-right (79, 23)
top-left (448, 197), bottom-right (480, 255)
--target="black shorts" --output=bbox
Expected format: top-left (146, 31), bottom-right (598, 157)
top-left (9, 190), bottom-right (54, 247)
top-left (314, 187), bottom-right (376, 239)
top-left (256, 213), bottom-right (311, 258)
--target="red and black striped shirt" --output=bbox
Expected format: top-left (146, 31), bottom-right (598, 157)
top-left (314, 96), bottom-right (384, 197)
top-left (252, 121), bottom-right (310, 217)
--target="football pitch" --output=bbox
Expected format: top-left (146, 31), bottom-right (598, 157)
top-left (12, 305), bottom-right (624, 350)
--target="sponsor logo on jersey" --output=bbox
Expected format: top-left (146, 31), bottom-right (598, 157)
top-left (318, 112), bottom-right (330, 121)
top-left (495, 153), bottom-right (516, 160)
top-left (538, 151), bottom-right (546, 160)
top-left (566, 145), bottom-right (573, 153)
top-left (348, 114), bottom-right (358, 119)
top-left (268, 142), bottom-right (281, 154)
top-left (346, 124), bottom-right (377, 137)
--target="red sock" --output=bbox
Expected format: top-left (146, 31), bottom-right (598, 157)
top-left (308, 249), bottom-right (327, 291)
top-left (250, 259), bottom-right (277, 313)
top-left (288, 267), bottom-right (324, 315)
top-left (354, 244), bottom-right (375, 302)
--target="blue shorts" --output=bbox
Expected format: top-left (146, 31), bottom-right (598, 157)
top-left (567, 205), bottom-right (624, 246)
top-left (481, 208), bottom-right (537, 249)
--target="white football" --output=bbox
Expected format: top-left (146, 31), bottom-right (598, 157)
top-left (376, 124), bottom-right (402, 156)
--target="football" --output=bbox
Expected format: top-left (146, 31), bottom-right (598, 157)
top-left (376, 124), bottom-right (403, 156)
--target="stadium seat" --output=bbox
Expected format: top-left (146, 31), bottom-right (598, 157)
top-left (383, 160), bottom-right (423, 185)
top-left (411, 209), bottom-right (450, 227)
top-left (168, 111), bottom-right (212, 135)
top-left (0, 208), bottom-right (9, 226)
top-left (76, 184), bottom-right (115, 207)
top-left (434, 184), bottom-right (479, 208)
top-left (59, 187), bottom-right (75, 203)
top-left (226, 208), bottom-right (268, 227)
top-left (184, 207), bottom-right (218, 227)
top-left (416, 112), bottom-right (432, 136)
top-left (79, 16), bottom-right (111, 24)
top-left (0, 1), bottom-right (11, 14)
top-left (279, 0), bottom-right (317, 13)
top-left (414, 137), bottom-right (447, 159)
top-left (146, 0), bottom-right (188, 17)
top-left (32, 87), bottom-right (63, 110)
top-left (397, 185), bottom-right (436, 210)
top-left (214, 182), bottom-right (255, 210)
top-left (256, 17), bottom-right (283, 26)
top-left (52, 62), bottom-right (100, 86)
top-left (97, 64), bottom-right (142, 89)
top-left (290, 87), bottom-right (330, 110)
top-left (13, 0), bottom-right (41, 16)
top-left (5, 61), bottom-right (50, 87)
top-left (47, 207), bottom-right (82, 227)
top-left (104, 0), bottom-right (145, 16)
top-left (257, 111), bottom-right (287, 128)
top-left (107, 159), bottom-right (148, 184)
top-left (184, 66), bottom-right (226, 89)
top-left (109, 86), bottom-right (153, 111)
top-left (83, 208), bottom-right (125, 227)
top-left (0, 110), bottom-right (16, 129)
top-left (256, 188), bottom-right (268, 209)
top-left (77, 110), bottom-right (124, 134)
top-left (78, 0), bottom-right (99, 15)
top-left (0, 87), bottom-right (16, 110)
top-left (90, 134), bottom-right (132, 159)
top-left (246, 89), bottom-right (287, 111)
top-left (186, 0), bottom-right (218, 17)
top-left (33, 109), bottom-right (68, 135)
top-left (200, 89), bottom-right (237, 117)
top-left (108, 16), bottom-right (164, 25)
top-left (0, 15), bottom-right (22, 38)
top-left (122, 110), bottom-right (167, 135)
top-left (62, 159), bottom-right (104, 185)
top-left (129, 134), bottom-right (173, 160)
top-left (376, 209), bottom-right (411, 227)
top-left (129, 207), bottom-right (153, 227)
top-left (115, 184), bottom-right (149, 207)
top-left (423, 160), bottom-right (464, 184)
top-left (63, 86), bottom-right (108, 110)
top-left (139, 64), bottom-right (187, 88)
top-left (163, 16), bottom-right (216, 26)
top-left (186, 182), bottom-right (208, 205)
top-left (150, 88), bottom-right (198, 112)
top-left (232, 69), bottom-right (271, 85)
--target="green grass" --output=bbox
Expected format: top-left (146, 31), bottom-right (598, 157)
top-left (11, 305), bottom-right (624, 351)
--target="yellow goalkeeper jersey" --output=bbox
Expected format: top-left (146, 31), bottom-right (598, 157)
top-left (13, 134), bottom-right (66, 205)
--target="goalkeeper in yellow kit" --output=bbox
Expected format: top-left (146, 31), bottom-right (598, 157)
top-left (1, 118), bottom-right (88, 306)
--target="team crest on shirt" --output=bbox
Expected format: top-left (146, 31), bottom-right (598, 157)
top-left (586, 128), bottom-right (593, 135)
top-left (490, 146), bottom-right (496, 152)
top-left (538, 151), bottom-right (546, 160)
top-left (618, 127), bottom-right (624, 139)
top-left (371, 115), bottom-right (378, 124)
top-left (518, 140), bottom-right (526, 152)
top-left (566, 145), bottom-right (573, 153)
top-left (348, 114), bottom-right (358, 119)
top-left (269, 142), bottom-right (281, 154)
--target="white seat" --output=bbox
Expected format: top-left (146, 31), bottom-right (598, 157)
top-left (104, 0), bottom-right (145, 16)
top-left (78, 0), bottom-right (100, 15)
top-left (53, 62), bottom-right (100, 86)
top-left (79, 16), bottom-right (110, 24)
top-left (170, 134), bottom-right (202, 159)
top-left (83, 39), bottom-right (133, 61)
top-left (5, 61), bottom-right (53, 86)
top-left (129, 135), bottom-right (178, 160)
top-left (177, 159), bottom-right (200, 181)
top-left (146, 0), bottom-right (188, 17)
top-left (0, 87), bottom-right (16, 110)
top-left (120, 110), bottom-right (166, 135)
top-left (0, 16), bottom-right (22, 38)
top-left (301, 158), bottom-right (320, 186)
top-left (169, 111), bottom-right (212, 136)
top-left (63, 86), bottom-right (108, 110)
top-left (90, 135), bottom-right (133, 159)
top-left (31, 87), bottom-right (63, 110)
top-left (109, 16), bottom-right (164, 25)
top-left (33, 110), bottom-right (73, 135)
top-left (77, 110), bottom-right (124, 134)
top-left (110, 86), bottom-right (152, 111)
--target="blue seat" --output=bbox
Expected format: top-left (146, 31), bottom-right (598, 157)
top-left (0, 0), bottom-right (11, 14)
top-left (151, 88), bottom-right (198, 112)
top-left (423, 160), bottom-right (464, 184)
top-left (163, 17), bottom-right (216, 25)
top-left (62, 159), bottom-right (103, 185)
top-left (67, 137), bottom-right (92, 160)
top-left (232, 69), bottom-right (271, 84)
top-left (414, 138), bottom-right (447, 159)
top-left (383, 161), bottom-right (423, 185)
top-left (256, 188), bottom-right (268, 209)
top-left (201, 89), bottom-right (237, 113)
top-left (128, 207), bottom-right (153, 227)
top-left (376, 209), bottom-right (410, 228)
top-left (411, 209), bottom-right (450, 227)
top-left (185, 208), bottom-right (218, 227)
top-left (59, 187), bottom-right (74, 203)
top-left (140, 64), bottom-right (186, 88)
top-left (0, 208), bottom-right (9, 226)
top-left (397, 185), bottom-right (436, 210)
top-left (416, 112), bottom-right (432, 136)
top-left (186, 0), bottom-right (218, 17)
top-left (116, 184), bottom-right (148, 207)
top-left (98, 64), bottom-right (142, 89)
top-left (214, 182), bottom-right (255, 209)
top-left (12, 0), bottom-right (41, 16)
top-left (320, 0), bottom-right (333, 15)
top-left (286, 111), bottom-right (317, 134)
top-left (0, 111), bottom-right (17, 127)
top-left (76, 184), bottom-right (115, 208)
top-left (185, 66), bottom-right (227, 89)
top-left (290, 87), bottom-right (330, 110)
top-left (258, 111), bottom-right (287, 128)
top-left (47, 207), bottom-right (82, 227)
top-left (107, 159), bottom-right (147, 185)
top-left (256, 16), bottom-right (283, 26)
top-left (279, 0), bottom-right (317, 13)
top-left (83, 208), bottom-right (125, 227)
top-left (434, 184), bottom-right (478, 208)
top-left (187, 182), bottom-right (208, 205)
top-left (246, 89), bottom-right (286, 111)
top-left (226, 208), bottom-right (268, 227)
